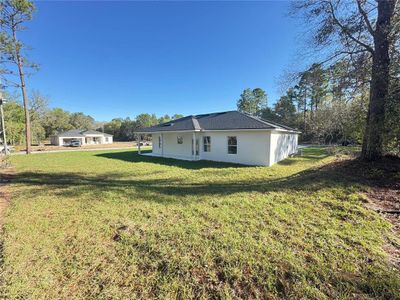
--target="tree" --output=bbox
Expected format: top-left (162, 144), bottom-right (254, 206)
top-left (104, 118), bottom-right (123, 140)
top-left (259, 107), bottom-right (279, 123)
top-left (172, 114), bottom-right (184, 120)
top-left (0, 0), bottom-right (37, 154)
top-left (135, 113), bottom-right (158, 128)
top-left (70, 112), bottom-right (95, 130)
top-left (274, 93), bottom-right (296, 126)
top-left (43, 108), bottom-right (71, 136)
top-left (294, 0), bottom-right (398, 160)
top-left (2, 99), bottom-right (24, 145)
top-left (237, 88), bottom-right (267, 116)
top-left (30, 90), bottom-right (48, 121)
top-left (29, 91), bottom-right (47, 144)
top-left (158, 114), bottom-right (171, 124)
top-left (307, 64), bottom-right (328, 113)
top-left (119, 118), bottom-right (136, 141)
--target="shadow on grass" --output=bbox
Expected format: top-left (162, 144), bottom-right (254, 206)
top-left (10, 146), bottom-right (400, 205)
top-left (95, 149), bottom-right (331, 170)
top-left (95, 150), bottom-right (251, 170)
top-left (9, 158), bottom-right (381, 205)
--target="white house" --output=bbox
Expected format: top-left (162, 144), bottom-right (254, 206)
top-left (50, 129), bottom-right (113, 146)
top-left (136, 111), bottom-right (299, 166)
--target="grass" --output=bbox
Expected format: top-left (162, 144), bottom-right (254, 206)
top-left (1, 148), bottom-right (399, 299)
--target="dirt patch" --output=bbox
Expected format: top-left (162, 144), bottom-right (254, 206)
top-left (322, 155), bottom-right (400, 269)
top-left (0, 167), bottom-right (13, 227)
top-left (366, 184), bottom-right (400, 269)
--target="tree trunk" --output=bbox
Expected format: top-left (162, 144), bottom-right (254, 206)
top-left (13, 28), bottom-right (31, 154)
top-left (361, 0), bottom-right (395, 160)
top-left (303, 92), bottom-right (307, 134)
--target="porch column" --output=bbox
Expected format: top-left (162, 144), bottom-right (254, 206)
top-left (192, 132), bottom-right (196, 160)
top-left (138, 134), bottom-right (141, 154)
top-left (161, 133), bottom-right (164, 157)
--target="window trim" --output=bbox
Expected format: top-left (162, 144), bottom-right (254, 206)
top-left (177, 136), bottom-right (183, 144)
top-left (158, 135), bottom-right (162, 148)
top-left (203, 136), bottom-right (211, 152)
top-left (227, 136), bottom-right (237, 154)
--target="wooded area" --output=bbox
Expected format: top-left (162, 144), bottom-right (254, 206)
top-left (237, 0), bottom-right (399, 157)
top-left (1, 93), bottom-right (183, 144)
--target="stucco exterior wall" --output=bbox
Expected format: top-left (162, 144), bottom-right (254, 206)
top-left (152, 133), bottom-right (162, 155)
top-left (103, 136), bottom-right (113, 144)
top-left (162, 132), bottom-right (193, 159)
top-left (269, 131), bottom-right (298, 166)
top-left (198, 131), bottom-right (270, 165)
top-left (149, 130), bottom-right (298, 166)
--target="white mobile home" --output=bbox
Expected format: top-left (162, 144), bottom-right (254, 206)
top-left (136, 111), bottom-right (299, 166)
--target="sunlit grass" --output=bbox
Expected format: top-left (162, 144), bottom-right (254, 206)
top-left (2, 148), bottom-right (399, 299)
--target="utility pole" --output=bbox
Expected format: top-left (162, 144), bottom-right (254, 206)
top-left (0, 94), bottom-right (8, 155)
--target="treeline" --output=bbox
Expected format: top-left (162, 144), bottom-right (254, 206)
top-left (101, 114), bottom-right (183, 141)
top-left (237, 0), bottom-right (400, 159)
top-left (2, 92), bottom-right (183, 145)
top-left (237, 56), bottom-right (399, 155)
top-left (237, 61), bottom-right (371, 145)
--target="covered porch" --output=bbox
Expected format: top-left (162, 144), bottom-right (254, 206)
top-left (136, 131), bottom-right (201, 161)
top-left (59, 137), bottom-right (85, 146)
top-left (140, 152), bottom-right (200, 161)
top-left (85, 135), bottom-right (103, 145)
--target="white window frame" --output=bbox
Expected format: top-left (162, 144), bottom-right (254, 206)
top-left (227, 136), bottom-right (237, 154)
top-left (203, 136), bottom-right (211, 152)
top-left (177, 136), bottom-right (183, 144)
top-left (158, 136), bottom-right (162, 148)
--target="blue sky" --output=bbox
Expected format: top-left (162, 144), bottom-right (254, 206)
top-left (19, 1), bottom-right (301, 121)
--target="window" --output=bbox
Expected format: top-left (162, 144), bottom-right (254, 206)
top-left (227, 136), bottom-right (237, 154)
top-left (177, 136), bottom-right (183, 144)
top-left (105, 137), bottom-right (109, 142)
top-left (203, 136), bottom-right (211, 152)
top-left (158, 136), bottom-right (162, 148)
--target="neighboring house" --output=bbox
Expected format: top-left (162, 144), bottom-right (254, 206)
top-left (50, 129), bottom-right (113, 146)
top-left (136, 111), bottom-right (299, 166)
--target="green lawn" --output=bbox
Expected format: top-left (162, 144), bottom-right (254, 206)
top-left (2, 148), bottom-right (399, 299)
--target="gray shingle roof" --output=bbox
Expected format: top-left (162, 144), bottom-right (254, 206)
top-left (136, 111), bottom-right (299, 133)
top-left (84, 130), bottom-right (113, 137)
top-left (55, 129), bottom-right (113, 137)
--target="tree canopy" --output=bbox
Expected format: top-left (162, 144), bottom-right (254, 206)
top-left (237, 88), bottom-right (267, 116)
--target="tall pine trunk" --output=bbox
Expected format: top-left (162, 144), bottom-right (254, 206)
top-left (361, 0), bottom-right (395, 160)
top-left (13, 28), bottom-right (31, 154)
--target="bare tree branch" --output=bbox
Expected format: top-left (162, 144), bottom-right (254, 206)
top-left (326, 0), bottom-right (375, 53)
top-left (355, 0), bottom-right (376, 36)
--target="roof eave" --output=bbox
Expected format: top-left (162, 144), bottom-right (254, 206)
top-left (135, 129), bottom-right (201, 134)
